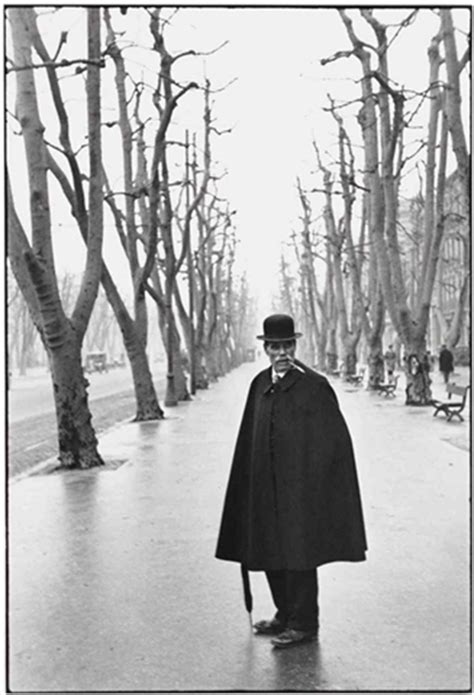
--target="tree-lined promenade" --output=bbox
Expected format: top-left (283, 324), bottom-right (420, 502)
top-left (7, 7), bottom-right (469, 471)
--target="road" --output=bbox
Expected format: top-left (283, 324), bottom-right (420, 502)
top-left (8, 364), bottom-right (142, 423)
top-left (7, 363), bottom-right (167, 479)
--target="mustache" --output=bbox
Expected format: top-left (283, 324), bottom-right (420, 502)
top-left (276, 356), bottom-right (305, 373)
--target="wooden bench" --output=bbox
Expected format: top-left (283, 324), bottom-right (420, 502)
top-left (374, 375), bottom-right (399, 398)
top-left (346, 369), bottom-right (365, 386)
top-left (431, 384), bottom-right (470, 422)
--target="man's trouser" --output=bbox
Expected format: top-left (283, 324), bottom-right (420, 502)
top-left (265, 569), bottom-right (319, 632)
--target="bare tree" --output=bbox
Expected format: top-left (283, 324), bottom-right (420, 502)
top-left (105, 9), bottom-right (212, 405)
top-left (313, 134), bottom-right (366, 379)
top-left (7, 7), bottom-right (104, 468)
top-left (103, 7), bottom-right (198, 409)
top-left (279, 254), bottom-right (296, 319)
top-left (28, 7), bottom-right (164, 421)
top-left (294, 183), bottom-right (328, 370)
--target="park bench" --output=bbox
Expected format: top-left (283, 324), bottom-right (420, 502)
top-left (345, 368), bottom-right (365, 386)
top-left (374, 375), bottom-right (399, 398)
top-left (431, 383), bottom-right (470, 422)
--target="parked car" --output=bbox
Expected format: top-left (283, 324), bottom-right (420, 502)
top-left (84, 352), bottom-right (108, 374)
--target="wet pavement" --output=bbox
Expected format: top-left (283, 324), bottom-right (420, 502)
top-left (8, 365), bottom-right (167, 478)
top-left (8, 361), bottom-right (471, 692)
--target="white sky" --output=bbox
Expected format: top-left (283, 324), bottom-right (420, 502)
top-left (6, 5), bottom-right (470, 316)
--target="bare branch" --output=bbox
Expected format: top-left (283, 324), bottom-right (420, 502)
top-left (170, 49), bottom-right (197, 64)
top-left (52, 30), bottom-right (68, 62)
top-left (320, 49), bottom-right (356, 66)
top-left (395, 139), bottom-right (426, 179)
top-left (385, 10), bottom-right (419, 54)
top-left (369, 70), bottom-right (404, 100)
top-left (321, 95), bottom-right (363, 112)
top-left (210, 125), bottom-right (233, 136)
top-left (457, 45), bottom-right (470, 74)
top-left (206, 77), bottom-right (238, 94)
top-left (6, 56), bottom-right (105, 74)
top-left (170, 40), bottom-right (229, 65)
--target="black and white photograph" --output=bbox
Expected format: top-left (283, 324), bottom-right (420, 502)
top-left (5, 3), bottom-right (471, 693)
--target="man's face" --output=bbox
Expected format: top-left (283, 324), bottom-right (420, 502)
top-left (264, 340), bottom-right (296, 373)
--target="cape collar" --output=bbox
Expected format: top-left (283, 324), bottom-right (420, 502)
top-left (263, 366), bottom-right (301, 394)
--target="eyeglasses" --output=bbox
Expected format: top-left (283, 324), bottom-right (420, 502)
top-left (266, 341), bottom-right (295, 353)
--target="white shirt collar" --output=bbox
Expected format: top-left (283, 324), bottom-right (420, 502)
top-left (272, 367), bottom-right (289, 383)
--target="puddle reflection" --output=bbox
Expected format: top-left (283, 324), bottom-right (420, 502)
top-left (271, 640), bottom-right (328, 690)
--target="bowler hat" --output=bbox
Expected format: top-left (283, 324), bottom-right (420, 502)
top-left (256, 314), bottom-right (302, 341)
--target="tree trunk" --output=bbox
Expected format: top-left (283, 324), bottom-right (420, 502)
top-left (440, 9), bottom-right (469, 212)
top-left (194, 345), bottom-right (209, 389)
top-left (445, 272), bottom-right (469, 348)
top-left (173, 281), bottom-right (195, 397)
top-left (18, 303), bottom-right (37, 375)
top-left (343, 341), bottom-right (358, 379)
top-left (206, 344), bottom-right (220, 382)
top-left (367, 337), bottom-right (385, 389)
top-left (366, 286), bottom-right (386, 388)
top-left (172, 330), bottom-right (191, 401)
top-left (95, 270), bottom-right (164, 419)
top-left (122, 324), bottom-right (164, 420)
top-left (326, 325), bottom-right (338, 372)
top-left (315, 332), bottom-right (327, 373)
top-left (50, 335), bottom-right (103, 468)
top-left (341, 322), bottom-right (362, 379)
top-left (155, 296), bottom-right (190, 402)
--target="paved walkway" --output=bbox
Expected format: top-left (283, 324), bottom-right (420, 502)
top-left (8, 361), bottom-right (470, 692)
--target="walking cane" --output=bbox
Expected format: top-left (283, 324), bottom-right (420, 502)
top-left (240, 564), bottom-right (253, 628)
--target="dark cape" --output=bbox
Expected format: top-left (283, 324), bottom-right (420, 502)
top-left (215, 362), bottom-right (367, 571)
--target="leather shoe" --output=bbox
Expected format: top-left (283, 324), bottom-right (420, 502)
top-left (253, 617), bottom-right (285, 635)
top-left (271, 628), bottom-right (318, 649)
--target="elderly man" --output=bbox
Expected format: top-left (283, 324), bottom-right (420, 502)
top-left (216, 313), bottom-right (367, 649)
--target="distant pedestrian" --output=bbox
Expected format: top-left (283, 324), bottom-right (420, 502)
top-left (439, 345), bottom-right (454, 384)
top-left (422, 352), bottom-right (432, 374)
top-left (215, 313), bottom-right (367, 649)
top-left (384, 345), bottom-right (397, 382)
